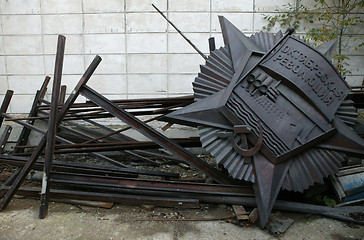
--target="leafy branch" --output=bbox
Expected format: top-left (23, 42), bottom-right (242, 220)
top-left (263, 0), bottom-right (364, 75)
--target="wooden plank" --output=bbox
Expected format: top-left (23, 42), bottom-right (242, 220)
top-left (338, 172), bottom-right (364, 196)
top-left (336, 167), bottom-right (364, 177)
top-left (232, 205), bottom-right (249, 220)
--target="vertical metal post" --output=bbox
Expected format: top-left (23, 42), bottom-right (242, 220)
top-left (59, 85), bottom-right (67, 105)
top-left (39, 35), bottom-right (66, 218)
top-left (13, 76), bottom-right (50, 154)
top-left (0, 55), bottom-right (102, 211)
top-left (208, 37), bottom-right (216, 52)
top-left (0, 125), bottom-right (12, 154)
top-left (0, 90), bottom-right (14, 128)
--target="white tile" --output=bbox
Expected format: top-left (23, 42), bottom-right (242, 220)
top-left (127, 54), bottom-right (167, 73)
top-left (57, 74), bottom-right (82, 94)
top-left (44, 55), bottom-right (84, 75)
top-left (41, 0), bottom-right (82, 13)
top-left (8, 75), bottom-right (45, 94)
top-left (168, 33), bottom-right (210, 54)
top-left (43, 15), bottom-right (83, 34)
top-left (43, 35), bottom-right (84, 54)
top-left (168, 74), bottom-right (195, 94)
top-left (84, 14), bottom-right (125, 33)
top-left (254, 13), bottom-right (283, 33)
top-left (2, 15), bottom-right (42, 34)
top-left (127, 94), bottom-right (168, 99)
top-left (3, 36), bottom-right (43, 55)
top-left (346, 56), bottom-right (364, 75)
top-left (85, 54), bottom-right (126, 74)
top-left (126, 13), bottom-right (167, 32)
top-left (345, 75), bottom-right (363, 86)
top-left (255, 0), bottom-right (294, 12)
top-left (0, 56), bottom-right (6, 75)
top-left (168, 13), bottom-right (210, 32)
top-left (6, 56), bottom-right (44, 74)
top-left (169, 0), bottom-right (210, 11)
top-left (210, 32), bottom-right (225, 49)
top-left (126, 0), bottom-right (166, 11)
top-left (74, 95), bottom-right (87, 103)
top-left (127, 33), bottom-right (167, 53)
top-left (0, 0), bottom-right (41, 14)
top-left (341, 37), bottom-right (364, 55)
top-left (168, 54), bottom-right (204, 74)
top-left (87, 75), bottom-right (127, 94)
top-left (83, 0), bottom-right (124, 13)
top-left (128, 74), bottom-right (167, 94)
top-left (0, 76), bottom-right (8, 93)
top-left (100, 94), bottom-right (127, 100)
top-left (211, 13), bottom-right (253, 32)
top-left (0, 37), bottom-right (3, 55)
top-left (9, 95), bottom-right (35, 113)
top-left (84, 34), bottom-right (125, 54)
top-left (211, 0), bottom-right (254, 11)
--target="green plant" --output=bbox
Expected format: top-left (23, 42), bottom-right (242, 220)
top-left (263, 0), bottom-right (364, 75)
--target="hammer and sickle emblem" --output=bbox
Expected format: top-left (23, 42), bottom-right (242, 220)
top-left (218, 121), bottom-right (263, 157)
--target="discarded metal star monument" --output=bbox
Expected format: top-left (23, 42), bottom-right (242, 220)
top-left (164, 16), bottom-right (364, 227)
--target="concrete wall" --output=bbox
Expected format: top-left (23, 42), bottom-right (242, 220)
top-left (0, 0), bottom-right (363, 113)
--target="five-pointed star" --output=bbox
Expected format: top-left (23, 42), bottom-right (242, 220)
top-left (164, 16), bottom-right (364, 227)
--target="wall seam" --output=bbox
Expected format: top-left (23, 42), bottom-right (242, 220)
top-left (124, 0), bottom-right (128, 99)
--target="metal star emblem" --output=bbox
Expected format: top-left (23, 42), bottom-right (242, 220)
top-left (164, 16), bottom-right (364, 227)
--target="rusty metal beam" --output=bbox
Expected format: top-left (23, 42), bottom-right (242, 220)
top-left (0, 155), bottom-right (179, 178)
top-left (39, 35), bottom-right (66, 218)
top-left (0, 125), bottom-right (12, 154)
top-left (0, 90), bottom-right (13, 128)
top-left (0, 186), bottom-right (200, 209)
top-left (79, 85), bottom-right (232, 184)
top-left (13, 76), bottom-right (50, 154)
top-left (0, 55), bottom-right (102, 211)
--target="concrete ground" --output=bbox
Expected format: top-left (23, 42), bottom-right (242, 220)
top-left (0, 197), bottom-right (363, 240)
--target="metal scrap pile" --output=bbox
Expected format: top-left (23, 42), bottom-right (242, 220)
top-left (0, 15), bottom-right (364, 230)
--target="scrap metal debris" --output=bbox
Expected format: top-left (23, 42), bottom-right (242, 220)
top-left (0, 12), bottom-right (363, 234)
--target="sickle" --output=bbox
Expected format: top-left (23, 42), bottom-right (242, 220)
top-left (230, 121), bottom-right (263, 157)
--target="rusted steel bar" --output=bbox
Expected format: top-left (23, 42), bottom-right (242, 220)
top-left (13, 76), bottom-right (51, 154)
top-left (0, 155), bottom-right (179, 178)
top-left (0, 55), bottom-right (102, 211)
top-left (12, 138), bottom-right (200, 149)
top-left (152, 4), bottom-right (207, 60)
top-left (81, 114), bottom-right (163, 144)
top-left (0, 169), bottom-right (20, 198)
top-left (208, 37), bottom-right (216, 52)
top-left (39, 99), bottom-right (132, 142)
top-left (79, 85), bottom-right (231, 184)
top-left (51, 171), bottom-right (251, 196)
top-left (62, 120), bottom-right (121, 142)
top-left (0, 90), bottom-right (13, 128)
top-left (0, 126), bottom-right (12, 154)
top-left (132, 150), bottom-right (184, 162)
top-left (1, 112), bottom-right (128, 168)
top-left (13, 91), bottom-right (43, 153)
top-left (59, 85), bottom-right (66, 104)
top-left (0, 186), bottom-right (200, 209)
top-left (39, 35), bottom-right (66, 219)
top-left (124, 150), bottom-right (159, 166)
top-left (81, 118), bottom-right (132, 141)
top-left (12, 138), bottom-right (202, 155)
top-left (36, 95), bottom-right (194, 111)
top-left (5, 109), bottom-right (174, 121)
